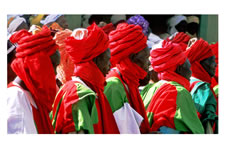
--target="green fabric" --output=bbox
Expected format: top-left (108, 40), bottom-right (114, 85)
top-left (190, 77), bottom-right (217, 126)
top-left (171, 81), bottom-right (204, 134)
top-left (71, 82), bottom-right (97, 134)
top-left (104, 77), bottom-right (129, 113)
top-left (213, 85), bottom-right (218, 96)
top-left (141, 80), bottom-right (204, 134)
top-left (141, 82), bottom-right (160, 110)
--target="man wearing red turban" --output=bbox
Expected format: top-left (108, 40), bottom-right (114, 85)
top-left (7, 25), bottom-right (60, 134)
top-left (104, 23), bottom-right (151, 133)
top-left (141, 42), bottom-right (204, 134)
top-left (185, 38), bottom-right (218, 133)
top-left (51, 23), bottom-right (119, 134)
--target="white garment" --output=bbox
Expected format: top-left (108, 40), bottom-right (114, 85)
top-left (167, 15), bottom-right (187, 35)
top-left (113, 103), bottom-right (143, 134)
top-left (7, 83), bottom-right (38, 134)
top-left (147, 33), bottom-right (163, 49)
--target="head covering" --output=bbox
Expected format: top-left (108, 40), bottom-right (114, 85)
top-left (127, 15), bottom-right (149, 36)
top-left (147, 33), bottom-right (163, 49)
top-left (151, 41), bottom-right (189, 90)
top-left (167, 32), bottom-right (191, 51)
top-left (8, 17), bottom-right (28, 34)
top-left (101, 23), bottom-right (115, 35)
top-left (10, 25), bottom-right (58, 133)
top-left (54, 29), bottom-right (74, 84)
top-left (111, 15), bottom-right (126, 24)
top-left (185, 38), bottom-right (214, 83)
top-left (62, 23), bottom-right (119, 133)
top-left (108, 22), bottom-right (151, 133)
top-left (40, 14), bottom-right (62, 25)
top-left (65, 23), bottom-right (108, 64)
top-left (187, 16), bottom-right (199, 24)
top-left (49, 22), bottom-right (63, 31)
top-left (109, 23), bottom-right (147, 66)
top-left (167, 15), bottom-right (187, 35)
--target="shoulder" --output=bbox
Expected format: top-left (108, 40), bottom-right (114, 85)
top-left (105, 77), bottom-right (126, 94)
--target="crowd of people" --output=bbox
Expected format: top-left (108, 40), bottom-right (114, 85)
top-left (7, 14), bottom-right (218, 134)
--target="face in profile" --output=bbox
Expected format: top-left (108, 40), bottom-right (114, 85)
top-left (200, 55), bottom-right (217, 77)
top-left (56, 16), bottom-right (69, 29)
top-left (176, 58), bottom-right (192, 81)
top-left (175, 20), bottom-right (188, 33)
top-left (94, 49), bottom-right (111, 77)
top-left (50, 50), bottom-right (61, 75)
top-left (131, 47), bottom-right (150, 73)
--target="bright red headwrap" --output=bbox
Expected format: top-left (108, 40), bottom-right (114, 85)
top-left (108, 23), bottom-right (151, 133)
top-left (65, 23), bottom-right (109, 64)
top-left (101, 23), bottom-right (115, 35)
top-left (167, 32), bottom-right (191, 51)
top-left (151, 42), bottom-right (189, 90)
top-left (109, 23), bottom-right (147, 66)
top-left (185, 38), bottom-right (214, 83)
top-left (10, 25), bottom-right (58, 134)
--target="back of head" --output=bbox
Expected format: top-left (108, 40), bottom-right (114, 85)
top-left (127, 15), bottom-right (149, 36)
top-left (65, 23), bottom-right (109, 64)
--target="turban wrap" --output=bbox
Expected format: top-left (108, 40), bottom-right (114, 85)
top-left (167, 32), bottom-right (191, 51)
top-left (151, 42), bottom-right (189, 90)
top-left (59, 23), bottom-right (119, 133)
top-left (108, 23), bottom-right (151, 133)
top-left (127, 15), bottom-right (149, 36)
top-left (185, 38), bottom-right (214, 83)
top-left (101, 23), bottom-right (115, 35)
top-left (167, 15), bottom-right (187, 35)
top-left (10, 25), bottom-right (58, 133)
top-left (54, 29), bottom-right (74, 84)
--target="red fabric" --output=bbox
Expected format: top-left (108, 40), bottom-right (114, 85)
top-left (167, 32), bottom-right (191, 51)
top-left (210, 42), bottom-right (218, 86)
top-left (106, 62), bottom-right (151, 133)
top-left (10, 25), bottom-right (57, 134)
top-left (65, 23), bottom-right (109, 64)
top-left (146, 83), bottom-right (177, 131)
top-left (150, 42), bottom-right (189, 90)
top-left (109, 23), bottom-right (147, 67)
top-left (52, 80), bottom-right (78, 133)
top-left (101, 23), bottom-right (115, 35)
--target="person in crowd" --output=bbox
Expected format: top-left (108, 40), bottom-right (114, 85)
top-left (40, 14), bottom-right (68, 29)
top-left (186, 15), bottom-right (200, 38)
top-left (185, 38), bottom-right (218, 133)
top-left (104, 23), bottom-right (151, 134)
top-left (51, 23), bottom-right (119, 134)
top-left (141, 41), bottom-right (204, 134)
top-left (7, 25), bottom-right (60, 134)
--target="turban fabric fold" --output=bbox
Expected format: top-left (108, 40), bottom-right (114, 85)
top-left (65, 23), bottom-right (109, 64)
top-left (101, 23), bottom-right (115, 35)
top-left (109, 23), bottom-right (147, 66)
top-left (167, 32), bottom-right (190, 51)
top-left (108, 23), bottom-right (151, 133)
top-left (55, 29), bottom-right (74, 84)
top-left (151, 42), bottom-right (189, 90)
top-left (10, 25), bottom-right (58, 133)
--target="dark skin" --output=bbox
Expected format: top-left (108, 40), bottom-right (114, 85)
top-left (187, 22), bottom-right (199, 35)
top-left (93, 48), bottom-right (111, 77)
top-left (130, 47), bottom-right (150, 73)
top-left (175, 20), bottom-right (188, 33)
top-left (200, 55), bottom-right (216, 77)
top-left (46, 15), bottom-right (69, 29)
top-left (175, 59), bottom-right (192, 81)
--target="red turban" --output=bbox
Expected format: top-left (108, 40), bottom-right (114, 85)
top-left (109, 23), bottom-right (147, 66)
top-left (151, 42), bottom-right (187, 72)
top-left (101, 23), bottom-right (115, 35)
top-left (184, 38), bottom-right (215, 85)
top-left (65, 23), bottom-right (109, 64)
top-left (10, 25), bottom-right (58, 133)
top-left (167, 32), bottom-right (190, 51)
top-left (185, 38), bottom-right (214, 63)
top-left (151, 42), bottom-right (189, 90)
top-left (55, 29), bottom-right (74, 84)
